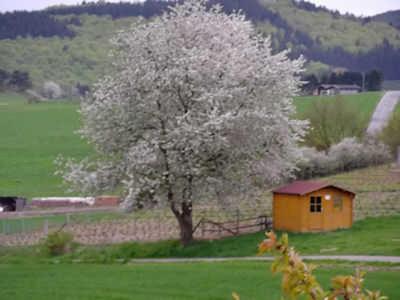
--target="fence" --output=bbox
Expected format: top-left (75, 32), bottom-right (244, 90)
top-left (2, 191), bottom-right (398, 247)
top-left (0, 209), bottom-right (121, 235)
top-left (0, 204), bottom-right (272, 247)
top-left (194, 214), bottom-right (272, 239)
top-left (354, 191), bottom-right (400, 220)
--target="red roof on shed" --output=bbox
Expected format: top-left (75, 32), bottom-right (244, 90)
top-left (272, 181), bottom-right (355, 196)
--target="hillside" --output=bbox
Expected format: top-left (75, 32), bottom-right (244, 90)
top-left (1, 0), bottom-right (400, 88)
top-left (373, 10), bottom-right (400, 30)
top-left (0, 15), bottom-right (135, 87)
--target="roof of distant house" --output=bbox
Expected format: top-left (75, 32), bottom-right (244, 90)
top-left (319, 84), bottom-right (361, 90)
top-left (272, 180), bottom-right (355, 196)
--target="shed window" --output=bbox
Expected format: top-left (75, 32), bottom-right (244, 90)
top-left (333, 196), bottom-right (343, 210)
top-left (310, 196), bottom-right (322, 213)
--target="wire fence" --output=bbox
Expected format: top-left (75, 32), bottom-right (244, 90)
top-left (0, 204), bottom-right (272, 247)
top-left (1, 191), bottom-right (399, 247)
top-left (354, 191), bottom-right (400, 220)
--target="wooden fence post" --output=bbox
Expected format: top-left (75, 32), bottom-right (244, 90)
top-left (158, 213), bottom-right (161, 239)
top-left (201, 219), bottom-right (205, 238)
top-left (397, 146), bottom-right (400, 167)
top-left (21, 218), bottom-right (25, 233)
top-left (235, 208), bottom-right (240, 235)
top-left (43, 219), bottom-right (49, 236)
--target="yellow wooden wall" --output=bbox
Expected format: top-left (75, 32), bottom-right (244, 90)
top-left (273, 187), bottom-right (354, 232)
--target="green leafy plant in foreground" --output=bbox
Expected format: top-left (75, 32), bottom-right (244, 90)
top-left (233, 232), bottom-right (388, 300)
top-left (40, 231), bottom-right (75, 256)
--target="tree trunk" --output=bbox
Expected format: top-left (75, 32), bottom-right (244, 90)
top-left (177, 212), bottom-right (193, 246)
top-left (171, 202), bottom-right (193, 246)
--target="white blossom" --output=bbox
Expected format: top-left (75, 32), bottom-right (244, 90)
top-left (58, 0), bottom-right (307, 244)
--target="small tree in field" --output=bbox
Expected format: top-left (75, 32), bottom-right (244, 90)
top-left (300, 96), bottom-right (365, 151)
top-left (58, 0), bottom-right (307, 245)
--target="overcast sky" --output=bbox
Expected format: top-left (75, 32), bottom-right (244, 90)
top-left (0, 0), bottom-right (399, 16)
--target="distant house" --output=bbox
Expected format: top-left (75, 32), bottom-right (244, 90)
top-left (272, 181), bottom-right (355, 232)
top-left (315, 84), bottom-right (362, 96)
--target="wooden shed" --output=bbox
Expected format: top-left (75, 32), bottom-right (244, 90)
top-left (272, 181), bottom-right (355, 232)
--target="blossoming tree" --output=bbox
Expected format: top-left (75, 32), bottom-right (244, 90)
top-left (59, 0), bottom-right (307, 245)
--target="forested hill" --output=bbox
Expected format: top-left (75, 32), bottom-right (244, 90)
top-left (1, 0), bottom-right (400, 88)
top-left (372, 10), bottom-right (400, 30)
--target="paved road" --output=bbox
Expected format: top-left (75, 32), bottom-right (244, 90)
top-left (367, 91), bottom-right (400, 135)
top-left (129, 256), bottom-right (400, 264)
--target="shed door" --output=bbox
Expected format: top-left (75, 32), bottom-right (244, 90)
top-left (309, 196), bottom-right (323, 230)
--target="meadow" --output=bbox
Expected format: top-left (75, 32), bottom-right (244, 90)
top-left (49, 214), bottom-right (400, 259)
top-left (0, 91), bottom-right (384, 198)
top-left (0, 90), bottom-right (399, 299)
top-left (0, 92), bottom-right (90, 197)
top-left (0, 262), bottom-right (399, 300)
top-left (295, 91), bottom-right (382, 119)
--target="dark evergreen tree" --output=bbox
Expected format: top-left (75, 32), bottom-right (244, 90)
top-left (302, 74), bottom-right (319, 94)
top-left (76, 82), bottom-right (90, 96)
top-left (0, 11), bottom-right (75, 39)
top-left (365, 70), bottom-right (384, 91)
top-left (9, 70), bottom-right (32, 91)
top-left (0, 69), bottom-right (9, 90)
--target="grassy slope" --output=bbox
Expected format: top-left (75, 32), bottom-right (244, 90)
top-left (0, 91), bottom-right (383, 198)
top-left (0, 93), bottom-right (90, 197)
top-left (55, 215), bottom-right (399, 261)
top-left (294, 92), bottom-right (383, 143)
top-left (0, 92), bottom-right (382, 198)
top-left (294, 91), bottom-right (383, 117)
top-left (394, 98), bottom-right (400, 114)
top-left (1, 215), bottom-right (397, 262)
top-left (0, 15), bottom-right (135, 87)
top-left (373, 10), bottom-right (400, 30)
top-left (326, 164), bottom-right (400, 193)
top-left (0, 262), bottom-right (399, 300)
top-left (262, 0), bottom-right (400, 53)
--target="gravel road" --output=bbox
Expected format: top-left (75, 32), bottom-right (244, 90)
top-left (367, 91), bottom-right (400, 135)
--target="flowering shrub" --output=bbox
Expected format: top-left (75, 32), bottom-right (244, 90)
top-left (297, 137), bottom-right (392, 179)
top-left (233, 232), bottom-right (388, 300)
top-left (41, 81), bottom-right (63, 99)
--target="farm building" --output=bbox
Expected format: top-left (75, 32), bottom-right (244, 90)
top-left (315, 84), bottom-right (361, 96)
top-left (0, 197), bottom-right (26, 212)
top-left (272, 181), bottom-right (355, 232)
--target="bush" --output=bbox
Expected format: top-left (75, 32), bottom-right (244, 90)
top-left (297, 137), bottom-right (392, 179)
top-left (40, 231), bottom-right (74, 256)
top-left (41, 81), bottom-right (63, 99)
top-left (300, 96), bottom-right (366, 150)
top-left (381, 110), bottom-right (400, 155)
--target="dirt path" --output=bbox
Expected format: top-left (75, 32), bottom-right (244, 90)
top-left (366, 91), bottom-right (400, 135)
top-left (129, 255), bottom-right (400, 264)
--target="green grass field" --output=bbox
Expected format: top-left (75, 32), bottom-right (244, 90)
top-left (0, 92), bottom-right (90, 198)
top-left (295, 91), bottom-right (383, 118)
top-left (60, 215), bottom-right (399, 261)
top-left (0, 91), bottom-right (384, 198)
top-left (0, 262), bottom-right (399, 300)
top-left (1, 215), bottom-right (398, 263)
